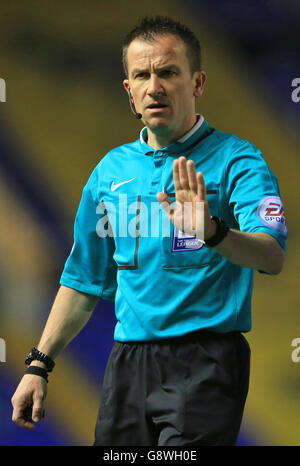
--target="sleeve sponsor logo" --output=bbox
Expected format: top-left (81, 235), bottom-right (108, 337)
top-left (257, 196), bottom-right (287, 234)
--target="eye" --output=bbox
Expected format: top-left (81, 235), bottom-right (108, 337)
top-left (135, 72), bottom-right (149, 79)
top-left (159, 70), bottom-right (176, 78)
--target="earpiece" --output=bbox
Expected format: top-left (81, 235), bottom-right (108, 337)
top-left (128, 88), bottom-right (142, 119)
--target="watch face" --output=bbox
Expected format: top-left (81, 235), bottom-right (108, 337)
top-left (25, 352), bottom-right (33, 365)
top-left (25, 348), bottom-right (54, 371)
top-left (25, 348), bottom-right (37, 364)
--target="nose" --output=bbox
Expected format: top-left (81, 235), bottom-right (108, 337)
top-left (146, 74), bottom-right (164, 97)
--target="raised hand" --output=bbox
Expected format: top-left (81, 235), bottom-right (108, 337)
top-left (156, 156), bottom-right (216, 241)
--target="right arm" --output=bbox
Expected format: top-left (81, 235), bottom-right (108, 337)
top-left (11, 285), bottom-right (99, 429)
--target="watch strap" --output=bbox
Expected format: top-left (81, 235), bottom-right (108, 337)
top-left (25, 347), bottom-right (55, 372)
top-left (24, 365), bottom-right (49, 382)
top-left (205, 216), bottom-right (229, 247)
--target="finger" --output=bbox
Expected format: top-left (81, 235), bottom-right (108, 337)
top-left (197, 172), bottom-right (207, 202)
top-left (178, 156), bottom-right (189, 190)
top-left (12, 404), bottom-right (35, 430)
top-left (32, 392), bottom-right (44, 423)
top-left (157, 192), bottom-right (171, 205)
top-left (187, 160), bottom-right (198, 194)
top-left (173, 159), bottom-right (183, 192)
top-left (194, 201), bottom-right (205, 242)
top-left (157, 192), bottom-right (175, 220)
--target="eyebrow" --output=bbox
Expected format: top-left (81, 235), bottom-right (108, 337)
top-left (131, 64), bottom-right (180, 76)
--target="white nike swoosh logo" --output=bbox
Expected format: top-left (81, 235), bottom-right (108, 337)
top-left (111, 177), bottom-right (136, 191)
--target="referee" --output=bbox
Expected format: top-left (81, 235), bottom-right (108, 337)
top-left (11, 16), bottom-right (287, 446)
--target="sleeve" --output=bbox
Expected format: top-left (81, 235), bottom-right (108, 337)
top-left (224, 141), bottom-right (288, 251)
top-left (59, 167), bottom-right (118, 300)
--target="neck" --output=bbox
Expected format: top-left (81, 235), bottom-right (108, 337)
top-left (146, 114), bottom-right (197, 150)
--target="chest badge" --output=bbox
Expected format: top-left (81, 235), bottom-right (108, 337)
top-left (172, 227), bottom-right (204, 252)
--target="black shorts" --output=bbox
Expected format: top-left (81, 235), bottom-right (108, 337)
top-left (93, 330), bottom-right (251, 446)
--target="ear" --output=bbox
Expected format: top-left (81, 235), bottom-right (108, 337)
top-left (193, 70), bottom-right (207, 98)
top-left (123, 79), bottom-right (130, 95)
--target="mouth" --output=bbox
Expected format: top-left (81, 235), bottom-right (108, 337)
top-left (146, 103), bottom-right (169, 114)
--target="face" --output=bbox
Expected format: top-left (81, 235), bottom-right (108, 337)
top-left (123, 34), bottom-right (206, 140)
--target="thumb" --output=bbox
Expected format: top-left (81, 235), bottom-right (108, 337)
top-left (156, 192), bottom-right (174, 217)
top-left (32, 393), bottom-right (44, 423)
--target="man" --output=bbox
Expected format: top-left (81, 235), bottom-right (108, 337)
top-left (11, 16), bottom-right (287, 446)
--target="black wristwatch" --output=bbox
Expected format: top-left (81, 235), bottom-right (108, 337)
top-left (25, 347), bottom-right (55, 372)
top-left (205, 216), bottom-right (229, 247)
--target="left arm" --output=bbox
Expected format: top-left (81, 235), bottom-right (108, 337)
top-left (213, 228), bottom-right (285, 274)
top-left (157, 156), bottom-right (285, 275)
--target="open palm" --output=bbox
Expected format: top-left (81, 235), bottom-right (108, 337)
top-left (157, 156), bottom-right (215, 241)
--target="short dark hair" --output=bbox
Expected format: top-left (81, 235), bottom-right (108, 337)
top-left (122, 16), bottom-right (201, 77)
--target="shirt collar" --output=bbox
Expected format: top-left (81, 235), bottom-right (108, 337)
top-left (139, 114), bottom-right (209, 155)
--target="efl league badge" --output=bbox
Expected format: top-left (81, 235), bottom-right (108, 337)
top-left (172, 227), bottom-right (204, 252)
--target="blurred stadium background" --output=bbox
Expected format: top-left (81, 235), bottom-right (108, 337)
top-left (0, 0), bottom-right (299, 446)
